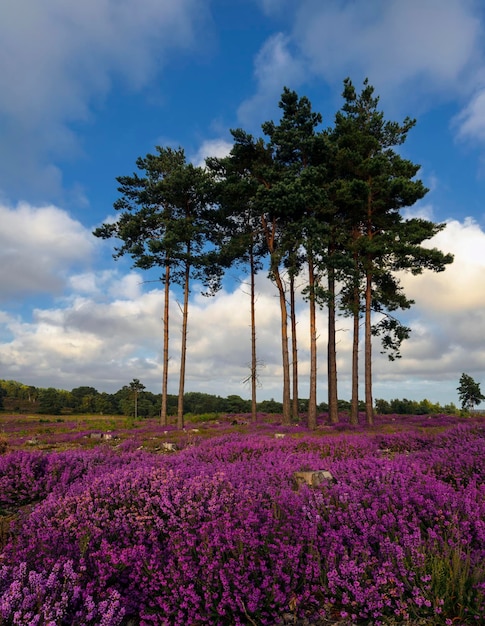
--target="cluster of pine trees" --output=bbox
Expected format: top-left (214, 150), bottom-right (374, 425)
top-left (94, 78), bottom-right (453, 429)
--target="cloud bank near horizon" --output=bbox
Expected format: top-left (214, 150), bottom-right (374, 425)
top-left (0, 200), bottom-right (483, 405)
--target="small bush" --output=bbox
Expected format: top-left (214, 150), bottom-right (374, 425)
top-left (184, 412), bottom-right (221, 423)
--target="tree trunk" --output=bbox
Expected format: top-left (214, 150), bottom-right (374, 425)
top-left (160, 263), bottom-right (170, 426)
top-left (290, 272), bottom-right (299, 421)
top-left (308, 256), bottom-right (317, 429)
top-left (327, 265), bottom-right (339, 423)
top-left (350, 282), bottom-right (360, 425)
top-left (273, 265), bottom-right (291, 425)
top-left (364, 270), bottom-right (374, 425)
top-left (177, 260), bottom-right (190, 430)
top-left (250, 239), bottom-right (257, 422)
top-left (365, 183), bottom-right (374, 425)
top-left (261, 214), bottom-right (291, 424)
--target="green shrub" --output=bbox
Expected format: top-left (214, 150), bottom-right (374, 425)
top-left (184, 412), bottom-right (221, 423)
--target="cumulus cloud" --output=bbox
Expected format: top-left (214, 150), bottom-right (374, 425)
top-left (0, 202), bottom-right (96, 300)
top-left (0, 247), bottom-right (319, 397)
top-left (0, 286), bottom-right (165, 391)
top-left (454, 88), bottom-right (485, 143)
top-left (373, 217), bottom-right (485, 399)
top-left (0, 203), bottom-right (484, 405)
top-left (0, 0), bottom-right (210, 199)
top-left (191, 138), bottom-right (233, 167)
top-left (293, 0), bottom-right (482, 96)
top-left (400, 217), bottom-right (485, 312)
top-left (237, 33), bottom-right (306, 127)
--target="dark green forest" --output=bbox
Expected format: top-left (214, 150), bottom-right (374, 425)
top-left (0, 378), bottom-right (459, 418)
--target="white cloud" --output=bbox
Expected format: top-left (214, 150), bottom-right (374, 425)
top-left (402, 203), bottom-right (436, 222)
top-left (293, 0), bottom-right (482, 96)
top-left (0, 202), bottom-right (96, 300)
top-left (0, 205), bottom-right (485, 406)
top-left (454, 88), bottom-right (485, 143)
top-left (0, 0), bottom-right (210, 199)
top-left (255, 0), bottom-right (291, 16)
top-left (0, 287), bottom-right (165, 390)
top-left (400, 217), bottom-right (485, 312)
top-left (191, 139), bottom-right (233, 167)
top-left (237, 33), bottom-right (306, 127)
top-left (372, 217), bottom-right (485, 400)
top-left (0, 0), bottom-right (206, 125)
top-left (69, 272), bottom-right (109, 296)
top-left (238, 0), bottom-right (485, 148)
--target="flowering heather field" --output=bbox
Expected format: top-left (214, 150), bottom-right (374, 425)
top-left (1, 413), bottom-right (485, 625)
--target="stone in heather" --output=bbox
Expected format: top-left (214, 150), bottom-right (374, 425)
top-left (293, 470), bottom-right (335, 488)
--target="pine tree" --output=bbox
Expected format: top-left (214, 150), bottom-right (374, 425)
top-left (212, 129), bottom-right (295, 423)
top-left (331, 78), bottom-right (453, 424)
top-left (94, 147), bottom-right (219, 429)
top-left (129, 379), bottom-right (145, 420)
top-left (206, 151), bottom-right (266, 422)
top-left (457, 373), bottom-right (485, 412)
top-left (261, 88), bottom-right (331, 428)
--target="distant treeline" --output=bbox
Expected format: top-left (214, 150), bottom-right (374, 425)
top-left (0, 379), bottom-right (290, 417)
top-left (375, 397), bottom-right (458, 415)
top-left (0, 379), bottom-right (458, 417)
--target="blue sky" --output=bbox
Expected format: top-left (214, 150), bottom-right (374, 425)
top-left (1, 0), bottom-right (485, 407)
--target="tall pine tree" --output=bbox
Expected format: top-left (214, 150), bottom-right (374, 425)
top-left (94, 147), bottom-right (219, 429)
top-left (331, 79), bottom-right (453, 424)
top-left (262, 88), bottom-right (331, 428)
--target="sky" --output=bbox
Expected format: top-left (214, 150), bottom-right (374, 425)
top-left (1, 0), bottom-right (485, 407)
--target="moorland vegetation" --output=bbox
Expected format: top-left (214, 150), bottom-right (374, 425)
top-left (1, 411), bottom-right (484, 624)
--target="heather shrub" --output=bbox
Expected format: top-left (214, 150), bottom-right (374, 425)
top-left (419, 542), bottom-right (485, 622)
top-left (0, 448), bottom-right (158, 510)
top-left (305, 454), bottom-right (485, 622)
top-left (1, 423), bottom-right (485, 624)
top-left (417, 437), bottom-right (485, 488)
top-left (0, 449), bottom-right (104, 509)
top-left (1, 466), bottom-right (322, 624)
top-left (0, 451), bottom-right (49, 509)
top-left (373, 430), bottom-right (434, 453)
top-left (0, 560), bottom-right (124, 625)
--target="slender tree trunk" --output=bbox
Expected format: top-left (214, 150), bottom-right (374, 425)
top-left (308, 256), bottom-right (317, 430)
top-left (273, 265), bottom-right (291, 425)
top-left (261, 215), bottom-right (291, 424)
top-left (350, 283), bottom-right (360, 425)
top-left (249, 239), bottom-right (257, 422)
top-left (327, 264), bottom-right (339, 423)
top-left (160, 263), bottom-right (170, 426)
top-left (177, 260), bottom-right (190, 430)
top-left (134, 392), bottom-right (138, 420)
top-left (364, 270), bottom-right (374, 425)
top-left (365, 184), bottom-right (374, 425)
top-left (290, 273), bottom-right (299, 421)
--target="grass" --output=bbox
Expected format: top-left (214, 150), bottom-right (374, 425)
top-left (0, 410), bottom-right (477, 453)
